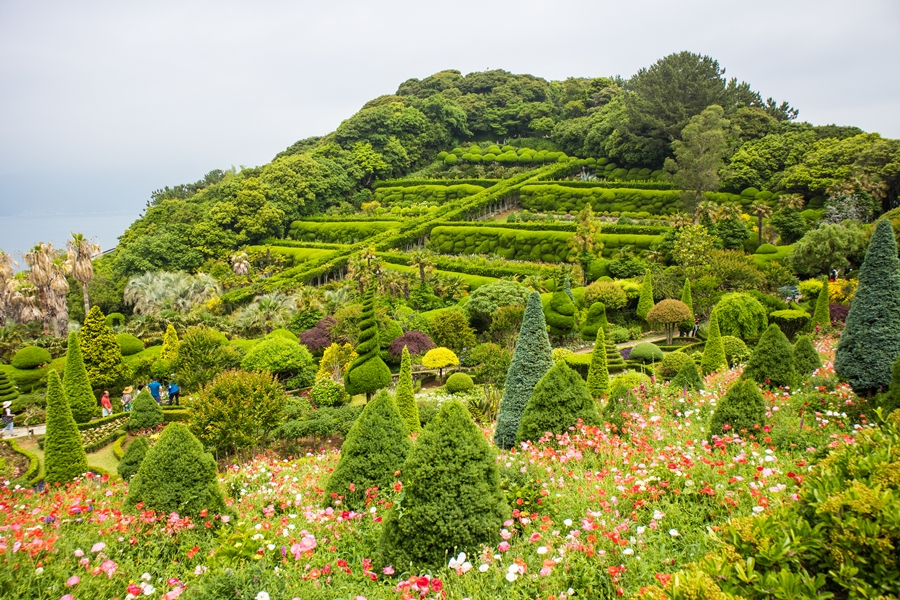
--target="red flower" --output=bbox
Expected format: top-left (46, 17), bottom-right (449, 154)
top-left (431, 578), bottom-right (443, 592)
top-left (416, 576), bottom-right (430, 589)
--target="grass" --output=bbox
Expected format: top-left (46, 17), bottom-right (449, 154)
top-left (16, 433), bottom-right (122, 481)
top-left (752, 243), bottom-right (793, 265)
top-left (248, 245), bottom-right (337, 266)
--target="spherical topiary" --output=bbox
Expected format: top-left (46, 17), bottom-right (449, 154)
top-left (116, 333), bottom-right (144, 356)
top-left (127, 390), bottom-right (164, 432)
top-left (126, 423), bottom-right (225, 517)
top-left (117, 436), bottom-right (149, 480)
top-left (11, 346), bottom-right (51, 369)
top-left (422, 347), bottom-right (459, 379)
top-left (793, 335), bottom-right (822, 376)
top-left (580, 302), bottom-right (607, 341)
top-left (742, 324), bottom-right (796, 388)
top-left (309, 379), bottom-right (348, 407)
top-left (659, 352), bottom-right (694, 379)
top-left (266, 328), bottom-right (299, 343)
top-left (670, 359), bottom-right (703, 391)
top-left (43, 370), bottom-right (89, 484)
top-left (629, 342), bottom-right (664, 364)
top-left (711, 293), bottom-right (769, 342)
top-left (379, 401), bottom-right (506, 569)
top-left (755, 243), bottom-right (778, 255)
top-left (0, 371), bottom-right (18, 405)
top-left (646, 299), bottom-right (693, 345)
top-left (63, 331), bottom-right (98, 424)
top-left (324, 390), bottom-right (411, 511)
top-left (445, 372), bottom-right (474, 394)
top-left (709, 379), bottom-right (766, 438)
top-left (395, 346), bottom-right (420, 434)
top-left (241, 336), bottom-right (315, 378)
top-left (517, 362), bottom-right (600, 443)
top-left (721, 336), bottom-right (751, 367)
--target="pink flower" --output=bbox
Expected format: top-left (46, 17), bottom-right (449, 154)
top-left (66, 576), bottom-right (80, 587)
top-left (382, 566), bottom-right (394, 575)
top-left (100, 559), bottom-right (118, 578)
top-left (61, 596), bottom-right (74, 600)
top-left (91, 542), bottom-right (106, 553)
top-left (498, 541), bottom-right (510, 552)
top-left (73, 549), bottom-right (85, 557)
top-left (162, 587), bottom-right (184, 600)
top-left (540, 567), bottom-right (552, 577)
top-left (529, 532), bottom-right (542, 543)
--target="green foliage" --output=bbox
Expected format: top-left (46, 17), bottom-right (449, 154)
top-left (709, 379), bottom-right (766, 437)
top-left (309, 379), bottom-right (348, 407)
top-left (116, 436), bottom-right (149, 480)
top-left (160, 324), bottom-right (180, 362)
top-left (395, 347), bottom-right (420, 434)
top-left (583, 281), bottom-right (627, 311)
top-left (345, 287), bottom-right (391, 397)
top-left (546, 290), bottom-right (576, 337)
top-left (126, 423), bottom-right (225, 517)
top-left (793, 335), bottom-right (822, 376)
top-left (711, 292), bottom-right (768, 341)
top-left (0, 371), bottom-right (18, 404)
top-left (770, 208), bottom-right (807, 244)
top-left (630, 342), bottom-right (664, 363)
top-left (677, 278), bottom-right (694, 333)
top-left (811, 278), bottom-right (831, 330)
top-left (788, 222), bottom-right (867, 277)
top-left (173, 327), bottom-right (242, 392)
top-left (836, 220), bottom-right (900, 394)
top-left (700, 310), bottom-right (727, 374)
top-left (884, 355), bottom-right (900, 415)
top-left (636, 269), bottom-right (654, 321)
top-left (379, 401), bottom-right (506, 569)
top-left (671, 359), bottom-right (703, 391)
top-left (658, 352), bottom-right (694, 379)
top-left (267, 328), bottom-right (300, 343)
top-left (80, 306), bottom-right (130, 391)
top-left (494, 293), bottom-right (554, 449)
top-left (62, 331), bottom-right (97, 424)
top-left (105, 312), bottom-right (126, 327)
top-left (43, 370), bottom-right (89, 484)
top-left (11, 345), bottom-right (51, 369)
top-left (445, 372), bottom-right (474, 394)
top-left (742, 324), bottom-right (796, 388)
top-left (422, 347), bottom-right (459, 373)
top-left (116, 333), bottom-right (144, 356)
top-left (517, 362), bottom-right (600, 443)
top-left (721, 335), bottom-right (750, 366)
top-left (519, 184), bottom-right (681, 216)
top-left (646, 299), bottom-right (693, 344)
top-left (324, 390), bottom-right (411, 511)
top-left (127, 390), bottom-right (164, 432)
top-left (769, 309), bottom-right (810, 340)
top-left (428, 310), bottom-right (476, 354)
top-left (580, 302), bottom-right (607, 341)
top-left (755, 243), bottom-right (777, 254)
top-left (288, 220), bottom-right (400, 244)
top-left (465, 280), bottom-right (531, 329)
top-left (241, 336), bottom-right (315, 379)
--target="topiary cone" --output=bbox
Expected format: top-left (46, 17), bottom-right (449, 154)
top-left (127, 390), bottom-right (164, 432)
top-left (117, 436), bottom-right (149, 480)
top-left (811, 279), bottom-right (830, 331)
top-left (43, 370), bottom-right (89, 485)
top-left (700, 310), bottom-right (727, 375)
top-left (80, 306), bottom-right (130, 391)
top-left (586, 326), bottom-right (610, 398)
top-left (709, 379), bottom-right (766, 439)
top-left (345, 287), bottom-right (391, 400)
top-left (671, 358), bottom-right (703, 391)
top-left (793, 335), bottom-right (822, 376)
top-left (637, 269), bottom-right (655, 321)
top-left (394, 346), bottom-right (420, 434)
top-left (742, 323), bottom-right (796, 388)
top-left (63, 331), bottom-right (97, 423)
top-left (517, 362), bottom-right (600, 443)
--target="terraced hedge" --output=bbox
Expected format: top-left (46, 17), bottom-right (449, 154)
top-left (438, 221), bottom-right (670, 235)
top-left (379, 252), bottom-right (561, 280)
top-left (249, 246), bottom-right (337, 266)
top-left (288, 220), bottom-right (400, 244)
top-left (543, 180), bottom-right (676, 190)
top-left (374, 184), bottom-right (485, 206)
top-left (521, 185), bottom-right (749, 215)
top-left (373, 179), bottom-right (500, 189)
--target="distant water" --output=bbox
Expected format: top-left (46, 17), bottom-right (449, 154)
top-left (0, 212), bottom-right (137, 268)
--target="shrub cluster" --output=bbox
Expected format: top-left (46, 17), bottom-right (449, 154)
top-left (517, 362), bottom-right (600, 443)
top-left (288, 220), bottom-right (400, 244)
top-left (373, 184), bottom-right (485, 207)
top-left (11, 346), bottom-right (51, 369)
top-left (116, 436), bottom-right (149, 480)
top-left (742, 324), bottom-right (796, 388)
top-left (520, 184), bottom-right (681, 215)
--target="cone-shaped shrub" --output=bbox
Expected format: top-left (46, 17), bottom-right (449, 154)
top-left (677, 278), bottom-right (694, 334)
top-left (394, 346), bottom-right (420, 433)
top-left (0, 371), bottom-right (19, 404)
top-left (811, 279), bottom-right (831, 330)
top-left (117, 436), bottom-right (149, 480)
top-left (700, 311), bottom-right (727, 374)
top-left (63, 331), bottom-right (96, 423)
top-left (883, 355), bottom-right (900, 415)
top-left (80, 306), bottom-right (130, 391)
top-left (709, 379), bottom-right (766, 438)
top-left (742, 323), bottom-right (796, 388)
top-left (126, 423), bottom-right (225, 516)
top-left (794, 335), bottom-right (822, 376)
top-left (494, 292), bottom-right (554, 449)
top-left (379, 401), bottom-right (506, 569)
top-left (517, 362), bottom-right (600, 443)
top-left (160, 324), bottom-right (180, 362)
top-left (836, 219), bottom-right (900, 394)
top-left (43, 371), bottom-right (88, 485)
top-left (345, 287), bottom-right (391, 399)
top-left (637, 269), bottom-right (655, 321)
top-left (546, 290), bottom-right (576, 337)
top-left (671, 358), bottom-right (703, 391)
top-left (127, 390), bottom-right (164, 432)
top-left (324, 391), bottom-right (411, 511)
top-left (586, 326), bottom-right (609, 398)
top-left (580, 302), bottom-right (607, 341)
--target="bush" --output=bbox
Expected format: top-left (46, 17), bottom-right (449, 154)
top-left (519, 184), bottom-right (682, 216)
top-left (829, 303), bottom-right (849, 324)
top-left (190, 369), bottom-right (287, 457)
top-left (580, 302), bottom-right (607, 341)
top-left (105, 312), bottom-right (126, 327)
top-left (395, 346), bottom-right (420, 433)
top-left (769, 309), bottom-right (810, 340)
top-left (742, 323), bottom-right (796, 388)
top-left (80, 306), bottom-right (130, 391)
top-left (793, 335), bottom-right (822, 376)
top-left (116, 436), bottom-right (149, 480)
top-left (63, 331), bottom-right (98, 424)
top-left (709, 379), bottom-right (766, 438)
top-left (465, 280), bottom-right (531, 329)
top-left (671, 359), bottom-right (703, 391)
top-left (11, 346), bottom-right (51, 369)
top-left (700, 311), bottom-right (727, 374)
top-left (445, 372), bottom-right (474, 394)
top-left (173, 326), bottom-right (242, 391)
top-left (127, 390), bottom-right (164, 432)
top-left (428, 310), bottom-right (476, 354)
top-left (241, 336), bottom-right (315, 379)
top-left (546, 290), bottom-right (577, 337)
top-left (160, 324), bottom-right (179, 362)
top-left (275, 403), bottom-right (364, 441)
top-left (324, 390), bottom-right (411, 511)
top-left (629, 342), bottom-right (663, 363)
top-left (517, 362), bottom-right (600, 443)
top-left (811, 278), bottom-right (830, 330)
top-left (309, 379), bottom-right (348, 407)
top-left (636, 270), bottom-right (654, 321)
top-left (658, 352), bottom-right (693, 379)
top-left (0, 371), bottom-right (18, 405)
top-left (379, 401), bottom-right (506, 569)
top-left (721, 336), bottom-right (751, 366)
top-left (388, 330), bottom-right (434, 358)
top-left (344, 288), bottom-right (391, 399)
top-left (266, 328), bottom-right (299, 343)
top-left (552, 348), bottom-right (574, 364)
top-left (583, 281), bottom-right (627, 311)
top-left (711, 293), bottom-right (769, 342)
top-left (116, 333), bottom-right (144, 356)
top-left (126, 423), bottom-right (225, 518)
top-left (42, 371), bottom-right (89, 484)
top-left (586, 328), bottom-right (610, 398)
top-left (646, 299), bottom-right (692, 345)
top-left (755, 243), bottom-right (777, 254)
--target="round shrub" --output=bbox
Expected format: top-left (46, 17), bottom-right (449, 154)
top-left (721, 336), bottom-right (751, 366)
top-left (117, 436), bottom-right (149, 480)
top-left (422, 347), bottom-right (459, 378)
top-left (610, 372), bottom-right (652, 393)
top-left (241, 336), bottom-right (315, 378)
top-left (266, 328), bottom-right (299, 343)
top-left (105, 312), bottom-right (126, 327)
top-left (127, 390), bottom-right (164, 432)
top-left (444, 153), bottom-right (458, 165)
top-left (12, 345), bottom-right (51, 369)
top-left (755, 243), bottom-right (778, 255)
top-left (629, 342), bottom-right (664, 364)
top-left (309, 379), bottom-right (348, 407)
top-left (712, 293), bottom-right (769, 342)
top-left (116, 333), bottom-right (144, 356)
top-left (584, 281), bottom-right (628, 311)
top-left (659, 352), bottom-right (694, 379)
top-left (445, 372), bottom-right (474, 394)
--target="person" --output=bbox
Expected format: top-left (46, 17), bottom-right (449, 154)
top-left (167, 379), bottom-right (180, 406)
top-left (691, 315), bottom-right (700, 338)
top-left (1, 401), bottom-right (13, 437)
top-left (100, 391), bottom-right (113, 417)
top-left (121, 386), bottom-right (133, 412)
top-left (147, 378), bottom-right (162, 404)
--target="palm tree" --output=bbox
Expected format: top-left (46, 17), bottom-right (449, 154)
top-left (711, 203), bottom-right (741, 224)
top-left (694, 201), bottom-right (717, 224)
top-left (238, 292), bottom-right (295, 334)
top-left (668, 213), bottom-right (692, 228)
top-left (25, 242), bottom-right (56, 334)
top-left (67, 233), bottom-right (100, 317)
top-left (409, 249), bottom-right (435, 285)
top-left (323, 288), bottom-right (351, 314)
top-left (750, 201), bottom-right (773, 245)
top-left (0, 251), bottom-right (16, 327)
top-left (125, 272), bottom-right (167, 315)
top-left (779, 194), bottom-right (806, 211)
top-left (293, 285), bottom-right (324, 313)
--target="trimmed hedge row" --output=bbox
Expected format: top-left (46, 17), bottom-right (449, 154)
top-left (77, 413), bottom-right (128, 432)
top-left (521, 185), bottom-right (682, 215)
top-left (288, 220), bottom-right (401, 244)
top-left (2, 438), bottom-right (40, 484)
top-left (374, 184), bottom-right (485, 206)
top-left (249, 246), bottom-right (337, 267)
top-left (373, 179), bottom-right (501, 189)
top-left (379, 252), bottom-right (560, 280)
top-left (546, 180), bottom-right (676, 191)
top-left (162, 409), bottom-right (190, 423)
top-left (440, 220), bottom-right (670, 236)
top-left (260, 239), bottom-right (349, 250)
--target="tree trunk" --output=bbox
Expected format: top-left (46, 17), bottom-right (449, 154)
top-left (82, 282), bottom-right (90, 318)
top-left (757, 215), bottom-right (763, 246)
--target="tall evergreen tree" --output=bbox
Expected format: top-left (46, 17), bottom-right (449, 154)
top-left (742, 323), bottom-right (796, 388)
top-left (794, 335), bottom-right (822, 376)
top-left (636, 269), bottom-right (655, 321)
top-left (494, 292), bottom-right (554, 449)
top-left (517, 362), bottom-right (600, 443)
top-left (811, 279), bottom-right (831, 331)
top-left (700, 310), bottom-right (727, 374)
top-left (345, 287), bottom-right (391, 401)
top-left (43, 371), bottom-right (89, 484)
top-left (586, 326), bottom-right (610, 398)
top-left (835, 219), bottom-right (900, 394)
top-left (79, 306), bottom-right (130, 391)
top-left (394, 346), bottom-right (420, 433)
top-left (63, 331), bottom-right (97, 423)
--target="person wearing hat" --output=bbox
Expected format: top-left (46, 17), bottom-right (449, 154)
top-left (1, 401), bottom-right (13, 437)
top-left (121, 386), bottom-right (133, 412)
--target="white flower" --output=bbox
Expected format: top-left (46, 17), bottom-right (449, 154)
top-left (653, 510), bottom-right (665, 520)
top-left (563, 518), bottom-right (573, 527)
top-left (448, 552), bottom-right (467, 569)
top-left (537, 546), bottom-right (548, 555)
top-left (752, 506), bottom-right (765, 513)
top-left (255, 593), bottom-right (271, 600)
top-left (623, 548), bottom-right (634, 555)
top-left (141, 573), bottom-right (152, 581)
top-left (669, 529), bottom-right (680, 537)
top-left (506, 571), bottom-right (518, 582)
top-left (143, 585), bottom-right (156, 595)
top-left (479, 563), bottom-right (490, 573)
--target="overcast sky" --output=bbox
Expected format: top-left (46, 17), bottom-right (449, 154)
top-left (1, 0), bottom-right (898, 259)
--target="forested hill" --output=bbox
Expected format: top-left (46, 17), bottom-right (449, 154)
top-left (113, 51), bottom-right (900, 282)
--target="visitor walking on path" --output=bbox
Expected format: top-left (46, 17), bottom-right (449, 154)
top-left (100, 391), bottom-right (113, 417)
top-left (121, 386), bottom-right (133, 412)
top-left (1, 401), bottom-right (14, 437)
top-left (167, 380), bottom-right (180, 406)
top-left (147, 378), bottom-right (162, 404)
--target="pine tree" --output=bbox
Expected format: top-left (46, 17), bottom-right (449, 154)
top-left (546, 290), bottom-right (577, 337)
top-left (394, 346), bottom-right (420, 433)
top-left (811, 279), bottom-right (831, 331)
top-left (586, 326), bottom-right (610, 398)
top-left (794, 335), bottom-right (822, 376)
top-left (117, 436), bottom-right (149, 480)
top-left (379, 401), bottom-right (506, 569)
top-left (63, 331), bottom-right (97, 423)
top-left (882, 354), bottom-right (900, 415)
top-left (160, 324), bottom-right (180, 362)
top-left (709, 379), bottom-right (767, 438)
top-left (127, 390), bottom-right (164, 432)
top-left (580, 302), bottom-right (607, 341)
top-left (700, 310), bottom-right (727, 374)
top-left (0, 371), bottom-right (19, 405)
top-left (494, 292), bottom-right (554, 449)
top-left (836, 220), bottom-right (900, 394)
top-left (324, 390), bottom-right (412, 511)
top-left (345, 287), bottom-right (391, 401)
top-left (742, 323), bottom-right (796, 388)
top-left (671, 358), bottom-right (703, 391)
top-left (637, 269), bottom-right (655, 321)
top-left (678, 278), bottom-right (694, 335)
top-left (517, 362), bottom-right (600, 443)
top-left (43, 371), bottom-right (89, 484)
top-left (80, 306), bottom-right (130, 391)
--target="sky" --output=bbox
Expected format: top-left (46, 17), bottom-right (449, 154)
top-left (1, 0), bottom-right (898, 261)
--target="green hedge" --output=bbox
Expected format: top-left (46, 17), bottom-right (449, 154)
top-left (162, 409), bottom-right (190, 423)
top-left (379, 252), bottom-right (559, 280)
top-left (287, 220), bottom-right (400, 244)
top-left (381, 262), bottom-right (496, 290)
top-left (77, 413), bottom-right (128, 432)
top-left (374, 184), bottom-right (485, 206)
top-left (2, 438), bottom-right (40, 484)
top-left (112, 433), bottom-right (127, 460)
top-left (440, 220), bottom-right (669, 236)
top-left (520, 185), bottom-right (682, 215)
top-left (545, 180), bottom-right (676, 190)
top-left (373, 179), bottom-right (501, 189)
top-left (249, 245), bottom-right (337, 267)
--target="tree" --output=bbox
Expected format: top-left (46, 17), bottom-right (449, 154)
top-left (422, 347), bottom-right (459, 380)
top-left (517, 362), bottom-right (600, 443)
top-left (345, 287), bottom-right (391, 401)
top-left (67, 233), bottom-right (100, 317)
top-left (315, 342), bottom-right (357, 383)
top-left (230, 251), bottom-right (250, 276)
top-left (388, 331), bottom-right (434, 359)
top-left (586, 326), bottom-right (610, 399)
top-left (883, 354), bottom-right (900, 415)
top-left (545, 290), bottom-right (576, 338)
top-left (673, 225), bottom-right (717, 276)
top-left (812, 279), bottom-right (831, 330)
top-left (567, 205), bottom-right (602, 285)
top-left (742, 324), bottom-right (796, 388)
top-left (711, 293), bottom-right (769, 342)
top-left (700, 310), bottom-right (727, 374)
top-left (79, 306), bottom-right (130, 391)
top-left (794, 335), bottom-right (822, 376)
top-left (395, 346), bottom-right (420, 434)
top-left (127, 390), bottom-right (164, 432)
top-left (379, 401), bottom-right (506, 569)
top-left (750, 201), bottom-right (773, 245)
top-left (160, 324), bottom-right (180, 362)
top-left (126, 423), bottom-right (226, 518)
top-left (636, 269), bottom-right (655, 321)
top-left (173, 326), bottom-right (242, 392)
top-left (241, 337), bottom-right (315, 381)
top-left (409, 249), bottom-right (435, 285)
top-left (428, 309), bottom-right (476, 353)
top-left (709, 379), bottom-right (767, 438)
top-left (465, 280), bottom-right (530, 330)
top-left (836, 219), bottom-right (900, 395)
top-left (494, 292), bottom-right (554, 449)
top-left (770, 208), bottom-right (807, 244)
top-left (117, 437), bottom-right (149, 480)
top-left (43, 371), bottom-right (89, 485)
top-left (787, 223), bottom-right (867, 277)
top-left (62, 331), bottom-right (97, 423)
top-left (647, 299), bottom-right (693, 345)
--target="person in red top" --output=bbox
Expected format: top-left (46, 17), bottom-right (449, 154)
top-left (100, 391), bottom-right (113, 417)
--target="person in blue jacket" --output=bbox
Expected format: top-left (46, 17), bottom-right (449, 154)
top-left (147, 378), bottom-right (162, 404)
top-left (167, 379), bottom-right (180, 406)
